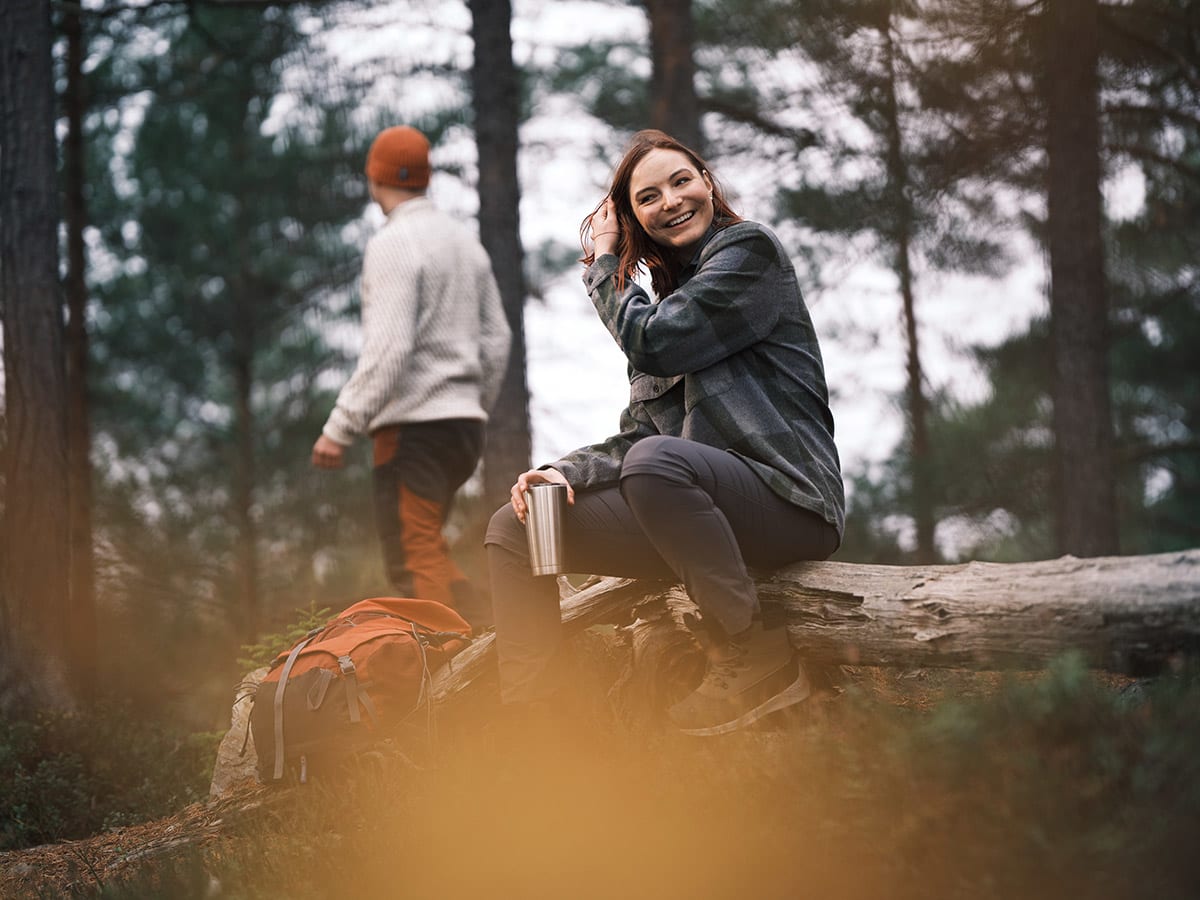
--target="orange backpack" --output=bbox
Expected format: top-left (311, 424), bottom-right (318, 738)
top-left (250, 597), bottom-right (472, 783)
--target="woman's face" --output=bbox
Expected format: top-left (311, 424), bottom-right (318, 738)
top-left (628, 148), bottom-right (714, 259)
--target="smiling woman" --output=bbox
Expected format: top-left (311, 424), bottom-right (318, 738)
top-left (579, 129), bottom-right (742, 299)
top-left (628, 153), bottom-right (713, 256)
top-left (486, 129), bottom-right (845, 737)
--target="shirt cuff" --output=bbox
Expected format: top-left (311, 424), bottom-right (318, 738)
top-left (582, 254), bottom-right (619, 293)
top-left (321, 412), bottom-right (357, 447)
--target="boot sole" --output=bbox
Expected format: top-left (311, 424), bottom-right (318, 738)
top-left (676, 667), bottom-right (812, 737)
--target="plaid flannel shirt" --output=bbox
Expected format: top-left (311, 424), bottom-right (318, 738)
top-left (550, 220), bottom-right (845, 536)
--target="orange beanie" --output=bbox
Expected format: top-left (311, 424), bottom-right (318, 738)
top-left (365, 125), bottom-right (431, 189)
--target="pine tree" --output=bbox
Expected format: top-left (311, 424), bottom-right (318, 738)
top-left (87, 4), bottom-right (371, 650)
top-left (0, 0), bottom-right (75, 712)
top-left (906, 0), bottom-right (1199, 559)
top-left (469, 0), bottom-right (533, 513)
top-left (699, 0), bottom-right (1016, 562)
top-left (646, 0), bottom-right (703, 149)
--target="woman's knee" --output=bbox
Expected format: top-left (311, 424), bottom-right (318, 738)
top-left (620, 436), bottom-right (698, 504)
top-left (622, 434), bottom-right (679, 472)
top-left (485, 502), bottom-right (527, 557)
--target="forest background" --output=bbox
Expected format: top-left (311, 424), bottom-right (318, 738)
top-left (0, 0), bottom-right (1198, 881)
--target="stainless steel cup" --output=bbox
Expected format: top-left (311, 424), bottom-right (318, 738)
top-left (524, 482), bottom-right (568, 576)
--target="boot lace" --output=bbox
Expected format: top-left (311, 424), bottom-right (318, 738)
top-left (701, 649), bottom-right (747, 690)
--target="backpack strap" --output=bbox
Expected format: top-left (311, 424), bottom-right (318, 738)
top-left (337, 655), bottom-right (380, 727)
top-left (273, 633), bottom-right (317, 781)
top-left (306, 669), bottom-right (335, 711)
top-left (338, 655), bottom-right (362, 724)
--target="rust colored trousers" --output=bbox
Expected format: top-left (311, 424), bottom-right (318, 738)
top-left (371, 419), bottom-right (483, 614)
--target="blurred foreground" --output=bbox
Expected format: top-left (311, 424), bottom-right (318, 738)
top-left (2, 649), bottom-right (1198, 900)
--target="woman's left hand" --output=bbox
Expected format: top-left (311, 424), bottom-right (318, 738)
top-left (510, 467), bottom-right (574, 523)
top-left (589, 196), bottom-right (619, 257)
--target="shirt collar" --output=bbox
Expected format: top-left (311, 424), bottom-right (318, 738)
top-left (385, 195), bottom-right (432, 222)
top-left (678, 220), bottom-right (724, 283)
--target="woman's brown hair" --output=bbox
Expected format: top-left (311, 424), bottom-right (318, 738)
top-left (579, 129), bottom-right (741, 298)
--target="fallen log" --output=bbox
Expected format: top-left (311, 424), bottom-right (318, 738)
top-left (751, 548), bottom-right (1200, 672)
top-left (431, 549), bottom-right (1200, 705)
top-left (212, 550), bottom-right (1199, 791)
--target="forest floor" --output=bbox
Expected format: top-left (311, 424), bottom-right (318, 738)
top-left (2, 667), bottom-right (1161, 897)
top-left (0, 667), bottom-right (1026, 895)
top-left (0, 785), bottom-right (265, 897)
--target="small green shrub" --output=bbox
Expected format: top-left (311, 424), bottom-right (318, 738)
top-left (0, 702), bottom-right (221, 851)
top-left (236, 601), bottom-right (331, 671)
top-left (807, 655), bottom-right (1200, 900)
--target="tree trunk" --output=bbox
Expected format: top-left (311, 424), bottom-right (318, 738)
top-left (0, 0), bottom-right (76, 713)
top-left (432, 550), bottom-right (1200, 705)
top-left (63, 0), bottom-right (99, 696)
top-left (230, 94), bottom-right (260, 643)
top-left (468, 0), bottom-right (532, 514)
top-left (880, 17), bottom-right (935, 564)
top-left (231, 346), bottom-right (260, 642)
top-left (1045, 0), bottom-right (1118, 556)
top-left (645, 0), bottom-right (703, 151)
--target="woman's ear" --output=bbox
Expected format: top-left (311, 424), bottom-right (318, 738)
top-left (701, 169), bottom-right (714, 196)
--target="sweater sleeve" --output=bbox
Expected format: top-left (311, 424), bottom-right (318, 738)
top-left (583, 224), bottom-right (784, 377)
top-left (322, 233), bottom-right (420, 445)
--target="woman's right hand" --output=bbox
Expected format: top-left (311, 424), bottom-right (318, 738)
top-left (588, 196), bottom-right (619, 258)
top-left (510, 467), bottom-right (575, 523)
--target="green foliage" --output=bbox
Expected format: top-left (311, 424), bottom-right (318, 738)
top-left (829, 0), bottom-right (1200, 561)
top-left (0, 703), bottom-right (220, 852)
top-left (817, 657), bottom-right (1200, 898)
top-left (236, 601), bottom-right (332, 671)
top-left (19, 657), bottom-right (1199, 899)
top-left (543, 42), bottom-right (649, 133)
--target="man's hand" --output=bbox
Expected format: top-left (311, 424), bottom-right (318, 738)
top-left (312, 434), bottom-right (347, 469)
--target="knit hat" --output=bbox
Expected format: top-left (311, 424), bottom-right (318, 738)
top-left (365, 125), bottom-right (431, 189)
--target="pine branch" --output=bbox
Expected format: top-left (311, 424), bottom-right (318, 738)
top-left (700, 96), bottom-right (819, 147)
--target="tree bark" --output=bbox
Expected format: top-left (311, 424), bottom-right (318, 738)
top-left (63, 0), bottom-right (99, 695)
top-left (432, 550), bottom-right (1200, 704)
top-left (0, 0), bottom-right (76, 713)
top-left (645, 0), bottom-right (703, 151)
top-left (468, 0), bottom-right (532, 514)
top-left (231, 345), bottom-right (260, 642)
top-left (1045, 0), bottom-right (1118, 556)
top-left (228, 74), bottom-right (262, 643)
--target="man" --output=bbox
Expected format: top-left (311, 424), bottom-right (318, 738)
top-left (313, 125), bottom-right (510, 624)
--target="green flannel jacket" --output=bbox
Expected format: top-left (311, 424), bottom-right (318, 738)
top-left (550, 220), bottom-right (845, 537)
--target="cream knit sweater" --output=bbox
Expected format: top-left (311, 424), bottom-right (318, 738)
top-left (321, 197), bottom-right (511, 446)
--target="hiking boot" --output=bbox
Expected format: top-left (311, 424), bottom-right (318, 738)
top-left (667, 617), bottom-right (811, 736)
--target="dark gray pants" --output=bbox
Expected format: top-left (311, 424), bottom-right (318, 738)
top-left (484, 436), bottom-right (840, 703)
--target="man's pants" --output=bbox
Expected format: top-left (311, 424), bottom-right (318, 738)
top-left (484, 435), bottom-right (841, 704)
top-left (372, 419), bottom-right (483, 613)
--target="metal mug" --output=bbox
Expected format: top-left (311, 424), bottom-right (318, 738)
top-left (524, 482), bottom-right (568, 576)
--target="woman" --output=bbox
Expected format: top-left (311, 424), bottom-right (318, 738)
top-left (485, 130), bottom-right (844, 736)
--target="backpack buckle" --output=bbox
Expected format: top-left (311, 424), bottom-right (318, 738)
top-left (338, 655), bottom-right (357, 676)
